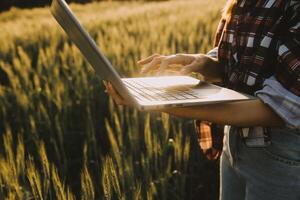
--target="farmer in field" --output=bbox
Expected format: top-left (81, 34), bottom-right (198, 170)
top-left (105, 0), bottom-right (300, 199)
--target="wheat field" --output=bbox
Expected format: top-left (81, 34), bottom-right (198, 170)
top-left (0, 0), bottom-right (225, 199)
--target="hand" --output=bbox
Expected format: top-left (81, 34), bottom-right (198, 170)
top-left (103, 81), bottom-right (132, 106)
top-left (138, 53), bottom-right (222, 82)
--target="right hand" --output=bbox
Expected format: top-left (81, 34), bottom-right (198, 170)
top-left (138, 53), bottom-right (222, 82)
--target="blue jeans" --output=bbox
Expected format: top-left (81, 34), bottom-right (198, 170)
top-left (220, 127), bottom-right (300, 200)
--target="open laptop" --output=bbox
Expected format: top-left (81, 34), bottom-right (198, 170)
top-left (50, 0), bottom-right (250, 110)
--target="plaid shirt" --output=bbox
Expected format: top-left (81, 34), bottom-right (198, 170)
top-left (197, 0), bottom-right (300, 159)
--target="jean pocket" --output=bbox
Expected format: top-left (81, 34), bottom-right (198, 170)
top-left (263, 146), bottom-right (300, 167)
top-left (262, 127), bottom-right (300, 166)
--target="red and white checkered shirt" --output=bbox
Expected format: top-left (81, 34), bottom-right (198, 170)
top-left (197, 0), bottom-right (300, 158)
top-left (219, 0), bottom-right (300, 95)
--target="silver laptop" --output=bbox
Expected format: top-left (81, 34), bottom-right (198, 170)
top-left (50, 0), bottom-right (250, 110)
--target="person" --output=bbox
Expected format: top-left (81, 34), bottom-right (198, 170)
top-left (105, 0), bottom-right (300, 199)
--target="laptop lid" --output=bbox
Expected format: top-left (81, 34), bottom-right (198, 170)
top-left (50, 0), bottom-right (135, 103)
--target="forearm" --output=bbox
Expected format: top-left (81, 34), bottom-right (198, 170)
top-left (161, 99), bottom-right (284, 127)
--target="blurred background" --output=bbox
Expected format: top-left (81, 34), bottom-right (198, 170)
top-left (1, 0), bottom-right (167, 12)
top-left (0, 0), bottom-right (225, 199)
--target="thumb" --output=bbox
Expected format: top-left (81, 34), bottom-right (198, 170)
top-left (180, 61), bottom-right (199, 75)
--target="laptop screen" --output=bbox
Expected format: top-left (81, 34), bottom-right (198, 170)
top-left (50, 0), bottom-right (120, 81)
top-left (50, 0), bottom-right (134, 102)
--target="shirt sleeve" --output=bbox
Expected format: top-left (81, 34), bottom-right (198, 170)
top-left (275, 1), bottom-right (300, 96)
top-left (255, 76), bottom-right (300, 129)
top-left (206, 47), bottom-right (218, 59)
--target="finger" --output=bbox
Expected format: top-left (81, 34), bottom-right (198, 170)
top-left (180, 62), bottom-right (199, 75)
top-left (102, 80), bottom-right (107, 87)
top-left (140, 56), bottom-right (164, 74)
top-left (107, 83), bottom-right (122, 99)
top-left (107, 83), bottom-right (124, 104)
top-left (103, 80), bottom-right (108, 92)
top-left (157, 55), bottom-right (185, 74)
top-left (107, 83), bottom-right (131, 106)
top-left (160, 69), bottom-right (182, 75)
top-left (137, 54), bottom-right (160, 65)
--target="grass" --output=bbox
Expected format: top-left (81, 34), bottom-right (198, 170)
top-left (0, 0), bottom-right (225, 199)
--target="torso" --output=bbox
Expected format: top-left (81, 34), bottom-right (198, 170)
top-left (217, 0), bottom-right (289, 95)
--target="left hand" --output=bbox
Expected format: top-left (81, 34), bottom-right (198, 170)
top-left (137, 53), bottom-right (223, 82)
top-left (103, 81), bottom-right (132, 106)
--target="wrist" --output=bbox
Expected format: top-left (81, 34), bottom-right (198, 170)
top-left (200, 56), bottom-right (223, 82)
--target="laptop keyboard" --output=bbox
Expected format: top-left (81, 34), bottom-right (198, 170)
top-left (123, 79), bottom-right (202, 101)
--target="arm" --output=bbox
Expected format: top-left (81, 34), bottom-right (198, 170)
top-left (255, 77), bottom-right (300, 129)
top-left (104, 79), bottom-right (284, 127)
top-left (164, 74), bottom-right (300, 129)
top-left (161, 99), bottom-right (285, 127)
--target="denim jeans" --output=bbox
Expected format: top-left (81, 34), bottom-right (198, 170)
top-left (220, 127), bottom-right (300, 200)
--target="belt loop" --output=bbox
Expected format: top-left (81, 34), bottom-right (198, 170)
top-left (241, 128), bottom-right (250, 137)
top-left (241, 126), bottom-right (272, 147)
